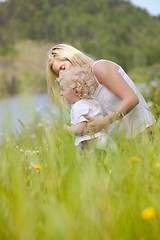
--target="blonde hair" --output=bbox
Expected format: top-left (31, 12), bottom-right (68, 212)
top-left (57, 67), bottom-right (96, 99)
top-left (47, 43), bottom-right (95, 101)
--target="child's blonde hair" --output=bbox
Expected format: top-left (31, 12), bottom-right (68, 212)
top-left (57, 67), bottom-right (96, 99)
top-left (47, 43), bottom-right (95, 101)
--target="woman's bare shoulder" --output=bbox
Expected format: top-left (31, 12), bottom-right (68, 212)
top-left (93, 60), bottom-right (119, 72)
top-left (92, 60), bottom-right (119, 83)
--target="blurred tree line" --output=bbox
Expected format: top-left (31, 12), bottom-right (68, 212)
top-left (0, 0), bottom-right (160, 97)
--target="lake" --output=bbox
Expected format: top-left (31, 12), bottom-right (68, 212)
top-left (0, 93), bottom-right (51, 140)
top-left (0, 80), bottom-right (157, 141)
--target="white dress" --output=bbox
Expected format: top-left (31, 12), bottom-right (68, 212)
top-left (70, 99), bottom-right (106, 146)
top-left (92, 60), bottom-right (156, 138)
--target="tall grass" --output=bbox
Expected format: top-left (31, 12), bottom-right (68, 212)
top-left (0, 108), bottom-right (160, 240)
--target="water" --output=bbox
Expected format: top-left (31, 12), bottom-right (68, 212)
top-left (0, 80), bottom-right (158, 141)
top-left (0, 93), bottom-right (51, 139)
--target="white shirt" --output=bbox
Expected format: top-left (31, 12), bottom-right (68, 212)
top-left (70, 99), bottom-right (106, 146)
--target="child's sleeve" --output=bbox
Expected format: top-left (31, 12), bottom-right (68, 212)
top-left (70, 101), bottom-right (90, 125)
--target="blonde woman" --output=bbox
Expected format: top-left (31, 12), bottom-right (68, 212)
top-left (47, 43), bottom-right (156, 138)
top-left (56, 67), bottom-right (108, 150)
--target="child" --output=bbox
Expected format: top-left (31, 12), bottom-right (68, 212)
top-left (56, 67), bottom-right (109, 150)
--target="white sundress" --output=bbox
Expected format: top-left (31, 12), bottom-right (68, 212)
top-left (92, 60), bottom-right (156, 138)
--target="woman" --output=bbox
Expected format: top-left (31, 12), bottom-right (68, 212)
top-left (47, 43), bottom-right (156, 138)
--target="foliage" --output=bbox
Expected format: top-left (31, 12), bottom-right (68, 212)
top-left (0, 40), bottom-right (53, 97)
top-left (0, 0), bottom-right (159, 98)
top-left (128, 63), bottom-right (160, 83)
top-left (0, 105), bottom-right (160, 240)
top-left (128, 63), bottom-right (160, 119)
top-left (0, 0), bottom-right (160, 70)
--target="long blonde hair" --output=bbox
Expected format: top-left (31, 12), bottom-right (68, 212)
top-left (47, 43), bottom-right (95, 102)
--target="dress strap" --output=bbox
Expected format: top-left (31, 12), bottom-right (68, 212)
top-left (91, 60), bottom-right (105, 85)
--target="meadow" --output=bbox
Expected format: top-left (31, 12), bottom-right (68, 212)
top-left (0, 0), bottom-right (160, 238)
top-left (0, 101), bottom-right (160, 240)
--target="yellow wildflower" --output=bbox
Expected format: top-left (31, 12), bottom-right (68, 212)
top-left (32, 164), bottom-right (42, 169)
top-left (141, 207), bottom-right (155, 219)
top-left (130, 156), bottom-right (141, 162)
top-left (155, 163), bottom-right (160, 168)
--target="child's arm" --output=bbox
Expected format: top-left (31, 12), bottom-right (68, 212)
top-left (64, 121), bottom-right (87, 135)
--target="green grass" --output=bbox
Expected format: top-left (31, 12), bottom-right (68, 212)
top-left (0, 109), bottom-right (160, 240)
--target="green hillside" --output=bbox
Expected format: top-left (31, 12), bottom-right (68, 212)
top-left (0, 0), bottom-right (160, 97)
top-left (0, 40), bottom-right (53, 97)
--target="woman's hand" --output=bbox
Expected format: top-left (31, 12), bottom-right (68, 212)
top-left (85, 116), bottom-right (108, 134)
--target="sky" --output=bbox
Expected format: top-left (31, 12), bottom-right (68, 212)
top-left (130, 0), bottom-right (160, 16)
top-left (0, 0), bottom-right (160, 16)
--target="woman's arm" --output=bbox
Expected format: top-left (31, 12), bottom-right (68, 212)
top-left (87, 61), bottom-right (139, 132)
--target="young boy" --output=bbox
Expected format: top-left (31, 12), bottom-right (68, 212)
top-left (57, 67), bottom-right (108, 150)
